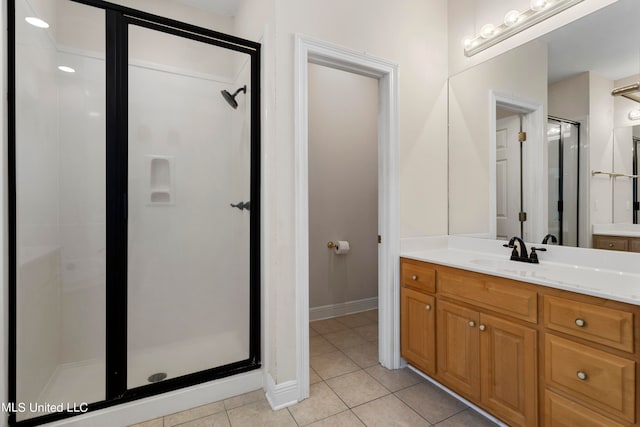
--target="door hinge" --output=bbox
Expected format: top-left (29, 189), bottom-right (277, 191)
top-left (518, 131), bottom-right (527, 142)
top-left (378, 235), bottom-right (382, 244)
top-left (519, 212), bottom-right (527, 222)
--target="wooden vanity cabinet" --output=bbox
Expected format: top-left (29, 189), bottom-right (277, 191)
top-left (400, 257), bottom-right (640, 427)
top-left (436, 287), bottom-right (537, 427)
top-left (400, 259), bottom-right (436, 376)
top-left (593, 234), bottom-right (640, 253)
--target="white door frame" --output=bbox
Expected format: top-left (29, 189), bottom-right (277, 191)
top-left (489, 91), bottom-right (545, 243)
top-left (294, 34), bottom-right (400, 401)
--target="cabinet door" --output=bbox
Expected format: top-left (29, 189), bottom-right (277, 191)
top-left (480, 313), bottom-right (537, 427)
top-left (436, 300), bottom-right (480, 400)
top-left (401, 287), bottom-right (436, 375)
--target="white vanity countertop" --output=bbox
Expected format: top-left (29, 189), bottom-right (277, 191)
top-left (401, 236), bottom-right (640, 306)
top-left (592, 223), bottom-right (640, 238)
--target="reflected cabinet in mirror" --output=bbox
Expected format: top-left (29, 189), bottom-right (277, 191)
top-left (448, 0), bottom-right (640, 252)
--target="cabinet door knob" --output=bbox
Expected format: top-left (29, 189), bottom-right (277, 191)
top-left (479, 324), bottom-right (486, 331)
top-left (411, 275), bottom-right (418, 281)
top-left (425, 304), bottom-right (431, 311)
top-left (575, 318), bottom-right (586, 327)
top-left (608, 243), bottom-right (614, 247)
top-left (468, 320), bottom-right (476, 327)
top-left (576, 371), bottom-right (588, 381)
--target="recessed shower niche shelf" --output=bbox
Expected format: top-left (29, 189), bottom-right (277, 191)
top-left (146, 155), bottom-right (175, 205)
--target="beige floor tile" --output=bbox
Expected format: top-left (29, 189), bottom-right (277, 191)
top-left (178, 411), bottom-right (231, 427)
top-left (310, 367), bottom-right (323, 384)
top-left (353, 324), bottom-right (378, 342)
top-left (310, 318), bottom-right (349, 335)
top-left (227, 400), bottom-right (297, 427)
top-left (310, 327), bottom-right (320, 337)
top-left (395, 381), bottom-right (467, 424)
top-left (326, 370), bottom-right (389, 408)
top-left (335, 312), bottom-right (376, 328)
top-left (435, 408), bottom-right (498, 426)
top-left (288, 382), bottom-right (348, 426)
top-left (311, 335), bottom-right (339, 356)
top-left (164, 401), bottom-right (225, 426)
top-left (306, 410), bottom-right (365, 426)
top-left (311, 351), bottom-right (360, 380)
top-left (341, 342), bottom-right (379, 368)
top-left (223, 389), bottom-right (265, 410)
top-left (323, 330), bottom-right (368, 351)
top-left (365, 366), bottom-right (423, 392)
top-left (352, 394), bottom-right (429, 427)
top-left (363, 309), bottom-right (378, 322)
top-left (129, 418), bottom-right (163, 427)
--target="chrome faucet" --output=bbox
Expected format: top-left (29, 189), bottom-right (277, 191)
top-left (542, 233), bottom-right (558, 244)
top-left (503, 236), bottom-right (546, 264)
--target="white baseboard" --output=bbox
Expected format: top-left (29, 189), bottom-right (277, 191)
top-left (264, 373), bottom-right (298, 411)
top-left (309, 297), bottom-right (378, 321)
top-left (45, 370), bottom-right (263, 427)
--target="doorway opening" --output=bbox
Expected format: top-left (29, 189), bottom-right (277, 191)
top-left (294, 35), bottom-right (399, 404)
top-left (307, 63), bottom-right (379, 385)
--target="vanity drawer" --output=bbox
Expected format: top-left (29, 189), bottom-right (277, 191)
top-left (401, 260), bottom-right (436, 294)
top-left (593, 235), bottom-right (629, 252)
top-left (631, 239), bottom-right (640, 253)
top-left (545, 335), bottom-right (635, 422)
top-left (437, 268), bottom-right (537, 323)
top-left (543, 295), bottom-right (634, 352)
top-left (545, 390), bottom-right (626, 427)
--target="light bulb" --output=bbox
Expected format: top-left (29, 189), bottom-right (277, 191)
top-left (480, 24), bottom-right (496, 39)
top-left (463, 37), bottom-right (473, 49)
top-left (504, 10), bottom-right (520, 26)
top-left (25, 17), bottom-right (49, 28)
top-left (531, 0), bottom-right (547, 11)
top-left (628, 109), bottom-right (640, 121)
top-left (58, 66), bottom-right (76, 73)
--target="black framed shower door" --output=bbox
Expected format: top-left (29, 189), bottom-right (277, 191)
top-left (8, 1), bottom-right (261, 425)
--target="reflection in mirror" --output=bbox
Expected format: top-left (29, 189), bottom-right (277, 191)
top-left (635, 136), bottom-right (639, 223)
top-left (547, 117), bottom-right (580, 246)
top-left (448, 0), bottom-right (640, 251)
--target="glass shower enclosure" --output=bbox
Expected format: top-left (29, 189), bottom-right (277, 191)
top-left (9, 1), bottom-right (261, 425)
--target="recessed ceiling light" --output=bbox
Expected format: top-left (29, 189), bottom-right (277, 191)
top-left (58, 66), bottom-right (76, 73)
top-left (25, 17), bottom-right (49, 28)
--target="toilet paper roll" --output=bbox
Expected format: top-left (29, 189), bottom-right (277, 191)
top-left (334, 240), bottom-right (350, 255)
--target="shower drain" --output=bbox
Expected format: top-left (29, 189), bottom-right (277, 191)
top-left (148, 372), bottom-right (167, 383)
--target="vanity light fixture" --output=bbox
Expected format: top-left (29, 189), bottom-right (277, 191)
top-left (25, 17), bottom-right (49, 28)
top-left (629, 109), bottom-right (640, 121)
top-left (463, 0), bottom-right (585, 57)
top-left (612, 82), bottom-right (640, 103)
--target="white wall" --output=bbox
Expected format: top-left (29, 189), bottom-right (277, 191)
top-left (307, 63), bottom-right (378, 310)
top-left (448, 41), bottom-right (548, 236)
top-left (589, 73), bottom-right (614, 226)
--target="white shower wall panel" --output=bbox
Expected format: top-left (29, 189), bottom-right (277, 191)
top-left (127, 65), bottom-right (250, 361)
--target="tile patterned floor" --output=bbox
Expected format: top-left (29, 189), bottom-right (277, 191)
top-left (132, 310), bottom-right (497, 427)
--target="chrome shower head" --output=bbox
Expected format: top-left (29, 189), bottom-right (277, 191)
top-left (221, 85), bottom-right (247, 109)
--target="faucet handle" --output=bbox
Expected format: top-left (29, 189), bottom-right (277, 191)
top-left (530, 247), bottom-right (547, 252)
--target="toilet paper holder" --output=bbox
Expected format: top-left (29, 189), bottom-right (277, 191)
top-left (327, 241), bottom-right (337, 249)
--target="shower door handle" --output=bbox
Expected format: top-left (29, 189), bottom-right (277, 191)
top-left (230, 201), bottom-right (250, 211)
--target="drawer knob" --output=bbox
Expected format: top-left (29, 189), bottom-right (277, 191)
top-left (576, 371), bottom-right (588, 381)
top-left (411, 275), bottom-right (418, 281)
top-left (608, 243), bottom-right (614, 247)
top-left (479, 324), bottom-right (486, 331)
top-left (469, 320), bottom-right (476, 327)
top-left (425, 304), bottom-right (431, 311)
top-left (575, 318), bottom-right (586, 327)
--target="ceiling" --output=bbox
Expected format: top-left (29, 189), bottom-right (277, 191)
top-left (543, 0), bottom-right (640, 84)
top-left (175, 0), bottom-right (240, 17)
